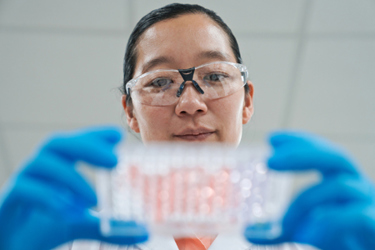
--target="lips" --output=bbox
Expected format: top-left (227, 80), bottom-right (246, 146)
top-left (174, 127), bottom-right (216, 141)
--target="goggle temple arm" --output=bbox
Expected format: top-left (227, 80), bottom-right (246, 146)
top-left (241, 71), bottom-right (247, 84)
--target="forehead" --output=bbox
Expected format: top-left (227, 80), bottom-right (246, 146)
top-left (134, 13), bottom-right (236, 75)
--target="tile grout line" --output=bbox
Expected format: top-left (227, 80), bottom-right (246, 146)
top-left (308, 32), bottom-right (375, 39)
top-left (1, 25), bottom-right (375, 39)
top-left (0, 25), bottom-right (130, 37)
top-left (281, 0), bottom-right (313, 128)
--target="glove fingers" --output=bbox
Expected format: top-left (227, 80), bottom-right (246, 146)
top-left (40, 127), bottom-right (122, 168)
top-left (244, 228), bottom-right (287, 245)
top-left (73, 126), bottom-right (123, 144)
top-left (245, 205), bottom-right (371, 248)
top-left (246, 178), bottom-right (371, 245)
top-left (22, 154), bottom-right (97, 207)
top-left (282, 178), bottom-right (372, 236)
top-left (292, 203), bottom-right (372, 249)
top-left (268, 131), bottom-right (359, 177)
top-left (0, 177), bottom-right (70, 218)
top-left (268, 146), bottom-right (358, 177)
top-left (68, 212), bottom-right (149, 245)
top-left (269, 131), bottom-right (328, 148)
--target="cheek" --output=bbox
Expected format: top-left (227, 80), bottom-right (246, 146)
top-left (134, 105), bottom-right (173, 141)
top-left (212, 92), bottom-right (244, 139)
top-left (219, 93), bottom-right (244, 123)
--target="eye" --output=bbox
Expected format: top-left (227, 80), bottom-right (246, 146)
top-left (203, 73), bottom-right (227, 82)
top-left (150, 77), bottom-right (173, 87)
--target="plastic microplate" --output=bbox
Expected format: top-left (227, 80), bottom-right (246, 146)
top-left (96, 143), bottom-right (291, 238)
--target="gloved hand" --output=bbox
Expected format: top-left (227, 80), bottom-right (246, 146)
top-left (0, 126), bottom-right (148, 250)
top-left (245, 131), bottom-right (375, 250)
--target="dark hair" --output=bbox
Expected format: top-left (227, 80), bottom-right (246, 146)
top-left (122, 3), bottom-right (248, 105)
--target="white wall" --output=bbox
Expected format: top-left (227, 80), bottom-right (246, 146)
top-left (1, 0), bottom-right (375, 186)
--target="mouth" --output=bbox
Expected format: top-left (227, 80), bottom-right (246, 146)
top-left (173, 128), bottom-right (216, 141)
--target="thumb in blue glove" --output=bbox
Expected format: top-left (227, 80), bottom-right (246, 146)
top-left (245, 131), bottom-right (375, 250)
top-left (0, 126), bottom-right (149, 250)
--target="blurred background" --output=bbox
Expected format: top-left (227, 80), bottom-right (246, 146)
top-left (0, 0), bottom-right (374, 187)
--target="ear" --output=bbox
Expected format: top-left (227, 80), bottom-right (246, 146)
top-left (121, 95), bottom-right (140, 133)
top-left (242, 81), bottom-right (254, 125)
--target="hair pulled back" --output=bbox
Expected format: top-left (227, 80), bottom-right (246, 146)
top-left (122, 3), bottom-right (248, 105)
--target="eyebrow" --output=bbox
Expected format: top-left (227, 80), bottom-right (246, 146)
top-left (141, 56), bottom-right (173, 74)
top-left (140, 50), bottom-right (233, 74)
top-left (198, 50), bottom-right (232, 62)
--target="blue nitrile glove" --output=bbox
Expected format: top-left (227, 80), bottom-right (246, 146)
top-left (0, 126), bottom-right (148, 250)
top-left (245, 131), bottom-right (375, 250)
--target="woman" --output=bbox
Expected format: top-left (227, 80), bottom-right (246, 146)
top-left (0, 3), bottom-right (374, 250)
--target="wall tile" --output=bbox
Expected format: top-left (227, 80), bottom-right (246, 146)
top-left (0, 32), bottom-right (129, 125)
top-left (0, 0), bottom-right (130, 30)
top-left (290, 39), bottom-right (375, 135)
top-left (238, 37), bottom-right (298, 132)
top-left (133, 0), bottom-right (306, 34)
top-left (308, 0), bottom-right (375, 33)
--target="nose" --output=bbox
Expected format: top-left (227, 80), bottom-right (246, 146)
top-left (175, 82), bottom-right (208, 116)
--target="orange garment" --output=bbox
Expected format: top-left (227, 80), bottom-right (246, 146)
top-left (174, 236), bottom-right (217, 250)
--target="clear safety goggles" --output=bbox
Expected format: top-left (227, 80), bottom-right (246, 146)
top-left (125, 61), bottom-right (248, 106)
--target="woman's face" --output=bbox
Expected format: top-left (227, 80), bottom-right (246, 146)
top-left (122, 13), bottom-right (254, 145)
